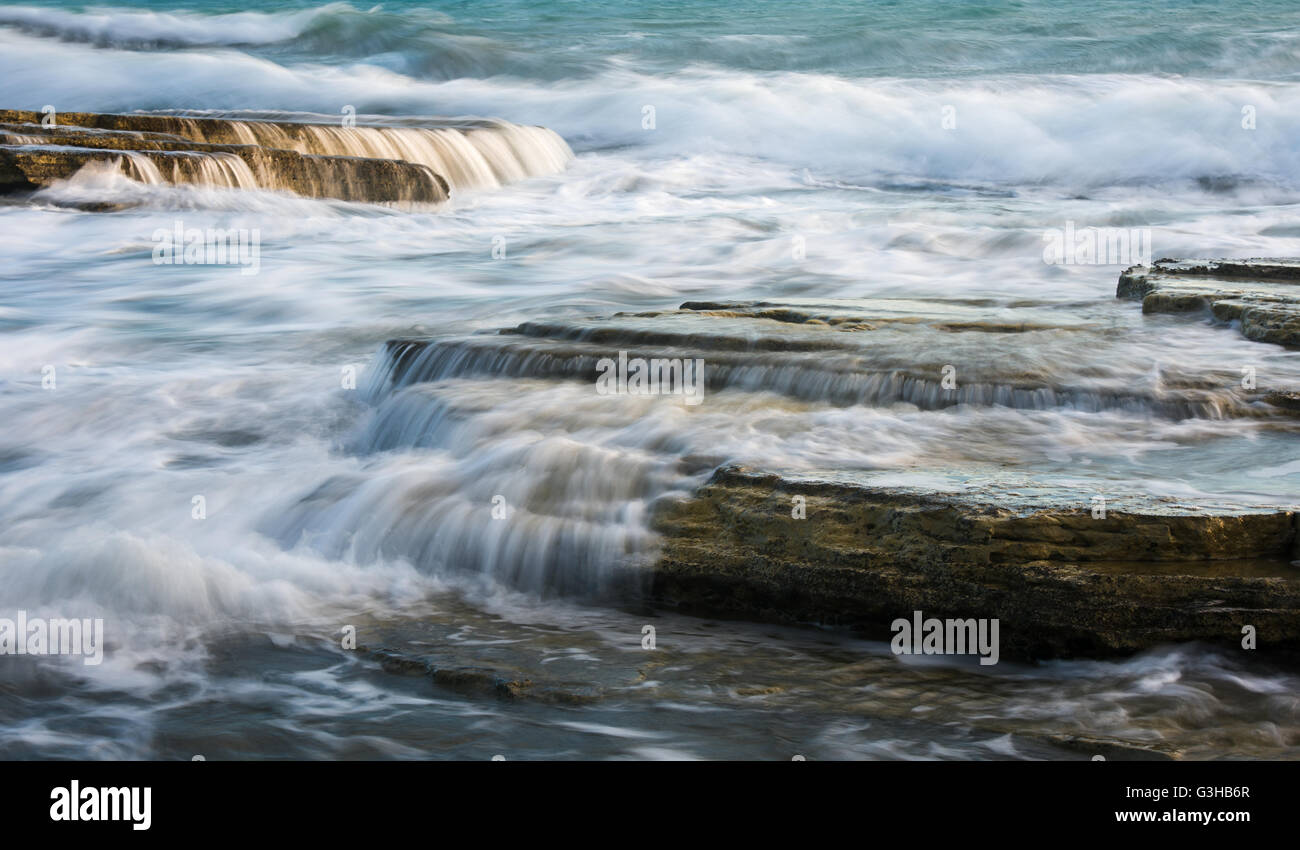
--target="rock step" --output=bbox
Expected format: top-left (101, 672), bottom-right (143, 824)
top-left (1118, 258), bottom-right (1300, 347)
top-left (372, 307), bottom-right (1280, 419)
top-left (0, 141), bottom-right (449, 204)
top-left (649, 465), bottom-right (1300, 660)
top-left (0, 108), bottom-right (572, 193)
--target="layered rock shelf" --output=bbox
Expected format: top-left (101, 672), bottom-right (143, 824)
top-left (364, 284), bottom-right (1300, 662)
top-left (650, 466), bottom-right (1300, 660)
top-left (0, 108), bottom-right (574, 204)
top-left (0, 139), bottom-right (449, 204)
top-left (1118, 258), bottom-right (1300, 348)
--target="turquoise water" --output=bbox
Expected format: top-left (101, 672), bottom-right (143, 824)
top-left (1, 1), bottom-right (1299, 759)
top-left (9, 0), bottom-right (1300, 79)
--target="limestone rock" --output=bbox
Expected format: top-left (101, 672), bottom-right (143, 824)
top-left (1118, 259), bottom-right (1300, 347)
top-left (650, 466), bottom-right (1300, 660)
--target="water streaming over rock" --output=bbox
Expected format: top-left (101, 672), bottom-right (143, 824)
top-left (213, 119), bottom-right (574, 191)
top-left (0, 108), bottom-right (574, 200)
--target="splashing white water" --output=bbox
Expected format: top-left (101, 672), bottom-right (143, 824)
top-left (210, 118), bottom-right (573, 191)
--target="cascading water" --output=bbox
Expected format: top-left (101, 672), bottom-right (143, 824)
top-left (166, 150), bottom-right (260, 190)
top-left (0, 108), bottom-right (573, 200)
top-left (151, 114), bottom-right (574, 192)
top-left (119, 149), bottom-right (164, 184)
top-left (224, 121), bottom-right (573, 191)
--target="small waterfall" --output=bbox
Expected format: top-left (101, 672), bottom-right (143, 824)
top-left (267, 379), bottom-right (678, 598)
top-left (466, 123), bottom-right (574, 185)
top-left (198, 119), bottom-right (574, 192)
top-left (166, 151), bottom-right (260, 190)
top-left (368, 336), bottom-right (1249, 420)
top-left (119, 151), bottom-right (164, 184)
top-left (94, 147), bottom-right (445, 203)
top-left (0, 109), bottom-right (572, 202)
top-left (302, 125), bottom-right (502, 190)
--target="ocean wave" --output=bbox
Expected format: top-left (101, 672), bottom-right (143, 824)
top-left (0, 3), bottom-right (349, 48)
top-left (6, 2), bottom-right (1300, 81)
top-left (0, 3), bottom-right (556, 79)
top-left (4, 23), bottom-right (1298, 190)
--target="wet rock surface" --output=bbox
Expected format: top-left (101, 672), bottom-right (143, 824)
top-left (376, 298), bottom-right (1288, 420)
top-left (364, 647), bottom-right (605, 705)
top-left (0, 108), bottom-right (572, 204)
top-left (650, 465), bottom-right (1300, 661)
top-left (366, 290), bottom-right (1300, 662)
top-left (0, 140), bottom-right (449, 204)
top-left (1118, 258), bottom-right (1300, 347)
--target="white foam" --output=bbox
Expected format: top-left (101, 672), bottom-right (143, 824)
top-left (0, 3), bottom-right (340, 47)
